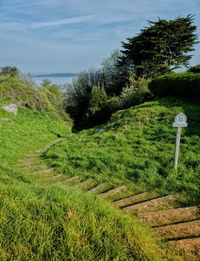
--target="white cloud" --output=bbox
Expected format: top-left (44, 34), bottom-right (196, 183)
top-left (29, 14), bottom-right (99, 29)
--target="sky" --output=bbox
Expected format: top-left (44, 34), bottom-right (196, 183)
top-left (0, 0), bottom-right (199, 74)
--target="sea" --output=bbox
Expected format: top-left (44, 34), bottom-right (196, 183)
top-left (32, 73), bottom-right (78, 87)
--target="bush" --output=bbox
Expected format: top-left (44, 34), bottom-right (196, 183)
top-left (0, 66), bottom-right (19, 77)
top-left (149, 72), bottom-right (200, 99)
top-left (188, 64), bottom-right (200, 73)
top-left (0, 75), bottom-right (47, 110)
top-left (120, 74), bottom-right (151, 108)
top-left (88, 85), bottom-right (108, 114)
top-left (0, 73), bottom-right (68, 119)
top-left (40, 81), bottom-right (68, 119)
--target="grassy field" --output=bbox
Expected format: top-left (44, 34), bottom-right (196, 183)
top-left (1, 169), bottom-right (174, 260)
top-left (44, 97), bottom-right (200, 205)
top-left (0, 85), bottom-right (176, 259)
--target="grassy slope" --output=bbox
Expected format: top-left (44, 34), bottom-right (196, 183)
top-left (0, 88), bottom-right (174, 259)
top-left (44, 97), bottom-right (200, 205)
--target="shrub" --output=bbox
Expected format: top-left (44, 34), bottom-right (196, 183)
top-left (88, 85), bottom-right (108, 114)
top-left (0, 75), bottom-right (47, 110)
top-left (0, 66), bottom-right (19, 77)
top-left (0, 73), bottom-right (68, 119)
top-left (149, 72), bottom-right (200, 99)
top-left (40, 81), bottom-right (68, 119)
top-left (188, 64), bottom-right (200, 73)
top-left (120, 74), bottom-right (151, 108)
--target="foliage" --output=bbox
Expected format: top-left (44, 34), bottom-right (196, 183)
top-left (0, 169), bottom-right (170, 260)
top-left (0, 74), bottom-right (68, 120)
top-left (120, 73), bottom-right (151, 108)
top-left (149, 72), bottom-right (200, 99)
top-left (65, 69), bottom-right (104, 118)
top-left (101, 50), bottom-right (129, 95)
top-left (64, 68), bottom-right (151, 129)
top-left (44, 97), bottom-right (200, 205)
top-left (188, 64), bottom-right (200, 73)
top-left (0, 75), bottom-right (46, 110)
top-left (88, 85), bottom-right (108, 114)
top-left (0, 104), bottom-right (69, 166)
top-left (119, 15), bottom-right (198, 77)
top-left (0, 66), bottom-right (19, 77)
top-left (0, 87), bottom-right (172, 261)
top-left (40, 80), bottom-right (68, 119)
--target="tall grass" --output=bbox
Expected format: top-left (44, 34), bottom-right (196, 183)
top-left (44, 97), bottom-right (200, 204)
top-left (0, 98), bottom-right (175, 260)
top-left (0, 170), bottom-right (172, 260)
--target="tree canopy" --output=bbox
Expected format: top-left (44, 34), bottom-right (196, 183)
top-left (118, 15), bottom-right (198, 77)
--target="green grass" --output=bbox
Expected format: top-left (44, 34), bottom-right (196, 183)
top-left (0, 84), bottom-right (176, 260)
top-left (1, 168), bottom-right (173, 261)
top-left (44, 97), bottom-right (200, 205)
top-left (0, 103), bottom-right (69, 166)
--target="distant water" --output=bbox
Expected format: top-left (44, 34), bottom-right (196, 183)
top-left (32, 73), bottom-right (77, 87)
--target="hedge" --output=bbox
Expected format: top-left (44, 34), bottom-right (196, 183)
top-left (149, 72), bottom-right (200, 100)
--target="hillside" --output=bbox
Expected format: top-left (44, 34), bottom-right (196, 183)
top-left (41, 97), bottom-right (200, 260)
top-left (0, 77), bottom-right (176, 260)
top-left (44, 97), bottom-right (200, 205)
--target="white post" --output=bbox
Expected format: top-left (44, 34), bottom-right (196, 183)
top-left (173, 127), bottom-right (181, 170)
top-left (173, 113), bottom-right (187, 171)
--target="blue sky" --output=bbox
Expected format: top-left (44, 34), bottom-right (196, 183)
top-left (0, 0), bottom-right (199, 73)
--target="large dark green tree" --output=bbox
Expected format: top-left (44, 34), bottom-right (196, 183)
top-left (118, 15), bottom-right (198, 77)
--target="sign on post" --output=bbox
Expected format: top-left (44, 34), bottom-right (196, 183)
top-left (173, 113), bottom-right (188, 170)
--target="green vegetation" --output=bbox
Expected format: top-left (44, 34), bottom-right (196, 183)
top-left (0, 73), bottom-right (68, 120)
top-left (1, 170), bottom-right (172, 260)
top-left (44, 97), bottom-right (200, 205)
top-left (0, 73), bottom-right (175, 260)
top-left (0, 13), bottom-right (199, 258)
top-left (188, 64), bottom-right (200, 73)
top-left (65, 15), bottom-right (198, 130)
top-left (119, 15), bottom-right (198, 77)
top-left (149, 72), bottom-right (200, 99)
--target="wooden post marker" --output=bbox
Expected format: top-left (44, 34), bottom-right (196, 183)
top-left (173, 113), bottom-right (188, 170)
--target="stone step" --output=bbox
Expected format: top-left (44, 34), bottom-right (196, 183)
top-left (153, 219), bottom-right (200, 240)
top-left (31, 168), bottom-right (54, 175)
top-left (113, 192), bottom-right (151, 208)
top-left (25, 153), bottom-right (40, 158)
top-left (34, 139), bottom-right (63, 153)
top-left (19, 165), bottom-right (48, 173)
top-left (88, 183), bottom-right (110, 194)
top-left (16, 161), bottom-right (43, 168)
top-left (74, 179), bottom-right (95, 190)
top-left (43, 174), bottom-right (64, 182)
top-left (168, 237), bottom-right (200, 261)
top-left (123, 195), bottom-right (178, 213)
top-left (100, 186), bottom-right (126, 198)
top-left (57, 176), bottom-right (80, 185)
top-left (138, 206), bottom-right (200, 227)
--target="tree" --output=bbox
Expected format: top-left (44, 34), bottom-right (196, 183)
top-left (119, 15), bottom-right (198, 78)
top-left (101, 50), bottom-right (129, 96)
